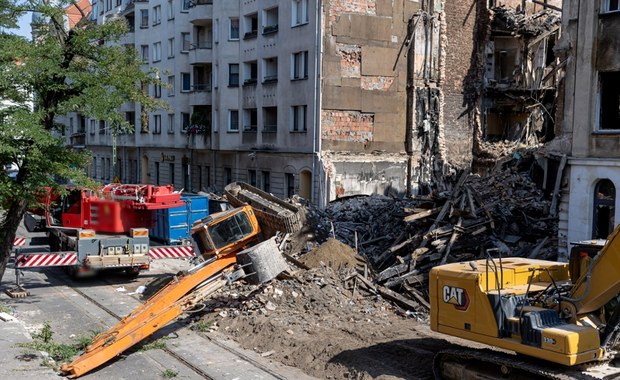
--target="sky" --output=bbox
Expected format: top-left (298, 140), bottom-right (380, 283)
top-left (14, 12), bottom-right (32, 38)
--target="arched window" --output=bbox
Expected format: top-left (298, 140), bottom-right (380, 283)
top-left (593, 179), bottom-right (616, 239)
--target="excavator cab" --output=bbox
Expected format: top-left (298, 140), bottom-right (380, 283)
top-left (191, 206), bottom-right (260, 258)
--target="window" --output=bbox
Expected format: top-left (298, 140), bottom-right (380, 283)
top-left (69, 117), bottom-right (74, 134)
top-left (140, 44), bottom-right (149, 61)
top-left (90, 119), bottom-right (96, 135)
top-left (243, 108), bottom-right (257, 131)
top-left (126, 111), bottom-right (136, 128)
top-left (101, 157), bottom-right (106, 180)
top-left (116, 0), bottom-right (121, 6)
top-left (106, 0), bottom-right (111, 11)
top-left (248, 170), bottom-right (257, 187)
top-left (106, 158), bottom-right (111, 180)
top-left (140, 9), bottom-right (149, 28)
top-left (230, 18), bottom-right (239, 40)
top-left (181, 32), bottom-right (191, 52)
top-left (262, 171), bottom-right (270, 193)
top-left (593, 179), bottom-right (616, 239)
top-left (154, 84), bottom-right (161, 98)
top-left (291, 105), bottom-right (307, 132)
top-left (229, 110), bottom-right (239, 132)
top-left (206, 166), bottom-right (211, 187)
top-left (599, 72), bottom-right (620, 130)
top-left (292, 51), bottom-right (308, 80)
top-left (292, 0), bottom-right (308, 26)
top-left (155, 162), bottom-right (160, 185)
top-left (229, 64), bottom-right (239, 87)
top-left (263, 57), bottom-right (278, 83)
top-left (167, 75), bottom-right (175, 96)
top-left (181, 112), bottom-right (190, 132)
top-left (153, 42), bottom-right (161, 62)
top-left (263, 107), bottom-right (277, 132)
top-left (262, 7), bottom-right (279, 34)
top-left (169, 163), bottom-right (175, 185)
top-left (244, 13), bottom-right (258, 39)
top-left (243, 61), bottom-right (258, 85)
top-left (603, 0), bottom-right (620, 13)
top-left (196, 165), bottom-right (202, 190)
top-left (99, 120), bottom-right (106, 134)
top-left (167, 0), bottom-right (174, 20)
top-left (181, 0), bottom-right (190, 12)
top-left (153, 5), bottom-right (161, 25)
top-left (181, 72), bottom-right (191, 92)
top-left (92, 157), bottom-right (97, 178)
top-left (168, 114), bottom-right (175, 133)
top-left (225, 168), bottom-right (232, 185)
top-left (167, 37), bottom-right (175, 58)
top-left (285, 173), bottom-right (295, 197)
top-left (154, 115), bottom-right (161, 133)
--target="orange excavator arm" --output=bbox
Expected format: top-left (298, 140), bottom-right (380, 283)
top-left (60, 253), bottom-right (237, 378)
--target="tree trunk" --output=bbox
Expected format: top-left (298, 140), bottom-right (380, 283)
top-left (0, 198), bottom-right (27, 284)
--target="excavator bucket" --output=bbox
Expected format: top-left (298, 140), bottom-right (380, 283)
top-left (60, 236), bottom-right (288, 378)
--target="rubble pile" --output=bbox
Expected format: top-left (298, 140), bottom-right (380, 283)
top-left (196, 265), bottom-right (432, 379)
top-left (299, 157), bottom-right (558, 309)
top-left (492, 7), bottom-right (561, 36)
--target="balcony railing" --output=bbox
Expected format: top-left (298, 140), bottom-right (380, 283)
top-left (262, 24), bottom-right (278, 35)
top-left (243, 30), bottom-right (258, 40)
top-left (190, 41), bottom-right (213, 50)
top-left (192, 84), bottom-right (212, 92)
top-left (263, 75), bottom-right (278, 83)
top-left (189, 0), bottom-right (212, 6)
top-left (243, 78), bottom-right (258, 86)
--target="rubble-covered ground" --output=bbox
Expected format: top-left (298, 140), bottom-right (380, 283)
top-left (193, 244), bottom-right (456, 379)
top-left (186, 149), bottom-right (560, 379)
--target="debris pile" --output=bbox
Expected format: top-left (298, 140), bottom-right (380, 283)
top-left (196, 265), bottom-right (434, 380)
top-left (300, 156), bottom-right (558, 308)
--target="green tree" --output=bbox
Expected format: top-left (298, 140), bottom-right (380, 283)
top-left (0, 0), bottom-right (164, 281)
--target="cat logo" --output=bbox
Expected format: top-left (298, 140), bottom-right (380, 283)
top-left (443, 285), bottom-right (470, 311)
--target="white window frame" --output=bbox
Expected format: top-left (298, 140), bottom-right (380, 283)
top-left (291, 105), bottom-right (307, 132)
top-left (292, 0), bottom-right (308, 26)
top-left (229, 18), bottom-right (240, 40)
top-left (153, 5), bottom-right (161, 25)
top-left (181, 32), bottom-right (191, 52)
top-left (167, 0), bottom-right (174, 20)
top-left (154, 83), bottom-right (162, 98)
top-left (167, 75), bottom-right (175, 96)
top-left (152, 42), bottom-right (161, 62)
top-left (602, 0), bottom-right (620, 13)
top-left (167, 37), bottom-right (175, 58)
top-left (229, 109), bottom-right (239, 132)
top-left (140, 9), bottom-right (149, 28)
top-left (90, 119), bottom-right (96, 135)
top-left (140, 44), bottom-right (149, 62)
top-left (181, 0), bottom-right (190, 12)
top-left (154, 114), bottom-right (162, 134)
top-left (181, 72), bottom-right (191, 92)
top-left (168, 113), bottom-right (175, 133)
top-left (291, 51), bottom-right (308, 80)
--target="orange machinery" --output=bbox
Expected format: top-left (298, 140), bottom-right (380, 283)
top-left (61, 206), bottom-right (262, 378)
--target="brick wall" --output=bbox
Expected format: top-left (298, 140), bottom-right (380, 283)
top-left (322, 110), bottom-right (374, 143)
top-left (442, 0), bottom-right (489, 165)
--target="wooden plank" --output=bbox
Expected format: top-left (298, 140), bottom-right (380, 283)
top-left (403, 207), bottom-right (442, 222)
top-left (376, 284), bottom-right (421, 311)
top-left (440, 217), bottom-right (462, 265)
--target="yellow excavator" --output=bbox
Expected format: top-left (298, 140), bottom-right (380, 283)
top-left (430, 224), bottom-right (620, 379)
top-left (60, 205), bottom-right (276, 378)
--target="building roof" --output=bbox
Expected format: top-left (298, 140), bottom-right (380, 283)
top-left (65, 0), bottom-right (92, 29)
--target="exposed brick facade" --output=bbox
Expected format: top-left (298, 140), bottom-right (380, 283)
top-left (321, 110), bottom-right (374, 143)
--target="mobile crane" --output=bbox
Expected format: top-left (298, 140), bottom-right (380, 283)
top-left (60, 205), bottom-right (287, 378)
top-left (430, 223), bottom-right (620, 379)
top-left (13, 183), bottom-right (188, 280)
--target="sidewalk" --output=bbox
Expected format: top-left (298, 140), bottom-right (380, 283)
top-left (0, 307), bottom-right (61, 379)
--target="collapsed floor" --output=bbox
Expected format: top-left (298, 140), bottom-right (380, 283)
top-left (174, 148), bottom-right (559, 379)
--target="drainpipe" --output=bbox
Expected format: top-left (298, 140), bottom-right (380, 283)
top-left (312, 0), bottom-right (323, 206)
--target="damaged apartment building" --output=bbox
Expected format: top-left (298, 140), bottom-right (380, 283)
top-left (60, 0), bottom-right (565, 206)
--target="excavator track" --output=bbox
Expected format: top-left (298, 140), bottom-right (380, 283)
top-left (433, 348), bottom-right (602, 380)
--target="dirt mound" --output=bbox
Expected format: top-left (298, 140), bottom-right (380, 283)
top-left (196, 267), bottom-right (444, 379)
top-left (299, 238), bottom-right (366, 270)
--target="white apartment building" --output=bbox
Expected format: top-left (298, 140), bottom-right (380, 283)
top-left (70, 0), bottom-right (319, 201)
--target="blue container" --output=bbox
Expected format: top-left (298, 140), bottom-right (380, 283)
top-left (150, 194), bottom-right (209, 244)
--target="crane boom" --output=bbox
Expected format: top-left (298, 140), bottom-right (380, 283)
top-left (60, 253), bottom-right (237, 378)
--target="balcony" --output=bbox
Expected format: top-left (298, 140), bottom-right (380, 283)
top-left (189, 43), bottom-right (213, 64)
top-left (70, 133), bottom-right (86, 149)
top-left (188, 0), bottom-right (213, 25)
top-left (189, 85), bottom-right (212, 106)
